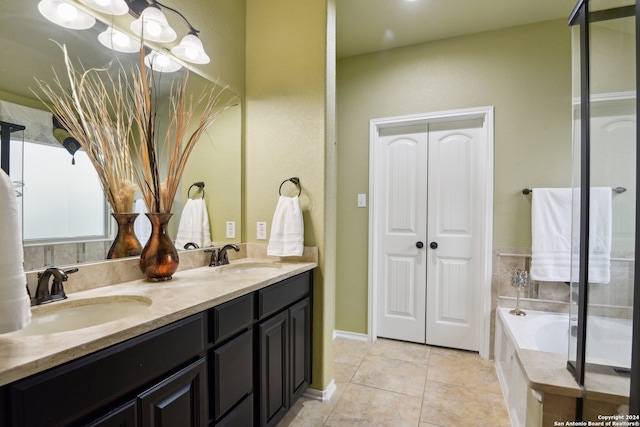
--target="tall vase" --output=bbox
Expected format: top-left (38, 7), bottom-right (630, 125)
top-left (139, 212), bottom-right (179, 281)
top-left (107, 213), bottom-right (142, 259)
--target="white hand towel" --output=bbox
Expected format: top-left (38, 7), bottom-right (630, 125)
top-left (267, 196), bottom-right (304, 257)
top-left (530, 188), bottom-right (573, 282)
top-left (134, 199), bottom-right (151, 246)
top-left (0, 169), bottom-right (31, 333)
top-left (174, 198), bottom-right (212, 249)
top-left (530, 187), bottom-right (612, 284)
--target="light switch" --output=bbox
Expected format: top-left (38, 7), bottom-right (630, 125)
top-left (357, 193), bottom-right (367, 208)
top-left (257, 222), bottom-right (267, 240)
top-left (226, 221), bottom-right (235, 239)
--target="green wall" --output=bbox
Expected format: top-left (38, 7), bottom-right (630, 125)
top-left (245, 0), bottom-right (336, 391)
top-left (335, 19), bottom-right (573, 334)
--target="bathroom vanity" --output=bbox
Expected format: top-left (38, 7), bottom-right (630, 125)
top-left (0, 256), bottom-right (315, 427)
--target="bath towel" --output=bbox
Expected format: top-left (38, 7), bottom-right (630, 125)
top-left (530, 187), bottom-right (611, 284)
top-left (174, 198), bottom-right (212, 249)
top-left (0, 169), bottom-right (31, 333)
top-left (134, 199), bottom-right (151, 246)
top-left (267, 196), bottom-right (304, 257)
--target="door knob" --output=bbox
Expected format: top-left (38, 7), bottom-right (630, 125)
top-left (416, 241), bottom-right (424, 249)
top-left (430, 242), bottom-right (438, 249)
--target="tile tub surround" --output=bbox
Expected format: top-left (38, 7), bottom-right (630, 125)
top-left (278, 338), bottom-right (510, 426)
top-left (0, 246), bottom-right (317, 386)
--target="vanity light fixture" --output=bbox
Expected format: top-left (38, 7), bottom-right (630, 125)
top-left (144, 49), bottom-right (182, 73)
top-left (78, 0), bottom-right (128, 15)
top-left (98, 26), bottom-right (141, 53)
top-left (130, 5), bottom-right (177, 43)
top-left (38, 0), bottom-right (96, 30)
top-left (171, 33), bottom-right (210, 64)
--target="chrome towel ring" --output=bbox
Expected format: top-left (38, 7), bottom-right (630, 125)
top-left (279, 177), bottom-right (301, 197)
top-left (188, 181), bottom-right (205, 199)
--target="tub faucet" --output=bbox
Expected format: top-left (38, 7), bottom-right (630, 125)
top-left (205, 244), bottom-right (240, 267)
top-left (31, 267), bottom-right (78, 306)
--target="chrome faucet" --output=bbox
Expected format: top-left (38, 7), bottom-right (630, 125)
top-left (205, 244), bottom-right (240, 267)
top-left (31, 267), bottom-right (78, 306)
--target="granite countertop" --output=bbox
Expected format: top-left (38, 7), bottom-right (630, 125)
top-left (0, 256), bottom-right (317, 387)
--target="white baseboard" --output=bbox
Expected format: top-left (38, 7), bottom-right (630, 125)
top-left (303, 380), bottom-right (337, 401)
top-left (333, 330), bottom-right (370, 342)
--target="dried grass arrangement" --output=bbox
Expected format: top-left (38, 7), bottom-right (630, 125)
top-left (34, 43), bottom-right (235, 216)
top-left (34, 43), bottom-right (137, 213)
top-left (129, 48), bottom-right (234, 214)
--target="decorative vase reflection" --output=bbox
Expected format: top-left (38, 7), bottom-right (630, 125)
top-left (107, 213), bottom-right (142, 259)
top-left (139, 213), bottom-right (179, 281)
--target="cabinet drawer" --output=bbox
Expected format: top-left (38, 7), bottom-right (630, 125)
top-left (9, 314), bottom-right (206, 427)
top-left (210, 293), bottom-right (254, 345)
top-left (258, 271), bottom-right (311, 320)
top-left (215, 394), bottom-right (253, 427)
top-left (211, 329), bottom-right (253, 421)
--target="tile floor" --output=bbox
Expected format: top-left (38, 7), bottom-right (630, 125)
top-left (278, 337), bottom-right (511, 427)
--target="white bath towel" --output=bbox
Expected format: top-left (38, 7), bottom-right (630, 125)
top-left (530, 187), bottom-right (611, 284)
top-left (174, 198), bottom-right (212, 249)
top-left (0, 169), bottom-right (31, 333)
top-left (134, 199), bottom-right (151, 246)
top-left (267, 196), bottom-right (304, 257)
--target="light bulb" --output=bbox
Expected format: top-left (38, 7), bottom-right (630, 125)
top-left (155, 54), bottom-right (170, 67)
top-left (112, 30), bottom-right (129, 48)
top-left (95, 0), bottom-right (110, 5)
top-left (58, 2), bottom-right (78, 21)
top-left (184, 47), bottom-right (198, 61)
top-left (145, 21), bottom-right (162, 38)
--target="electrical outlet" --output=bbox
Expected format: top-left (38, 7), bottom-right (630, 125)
top-left (357, 193), bottom-right (367, 208)
top-left (257, 222), bottom-right (267, 240)
top-left (226, 221), bottom-right (235, 239)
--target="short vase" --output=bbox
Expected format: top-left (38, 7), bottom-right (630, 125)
top-left (139, 212), bottom-right (179, 281)
top-left (107, 213), bottom-right (142, 259)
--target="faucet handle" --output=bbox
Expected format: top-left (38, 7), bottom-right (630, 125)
top-left (51, 268), bottom-right (78, 297)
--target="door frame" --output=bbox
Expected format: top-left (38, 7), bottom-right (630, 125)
top-left (368, 106), bottom-right (494, 359)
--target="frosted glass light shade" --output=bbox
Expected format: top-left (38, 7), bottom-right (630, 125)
top-left (79, 0), bottom-right (128, 15)
top-left (98, 27), bottom-right (141, 53)
top-left (171, 34), bottom-right (210, 64)
top-left (130, 7), bottom-right (177, 43)
top-left (38, 0), bottom-right (96, 30)
top-left (144, 51), bottom-right (182, 73)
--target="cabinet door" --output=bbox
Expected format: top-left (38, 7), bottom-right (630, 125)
top-left (258, 311), bottom-right (289, 427)
top-left (138, 358), bottom-right (207, 427)
top-left (86, 400), bottom-right (137, 427)
top-left (211, 329), bottom-right (253, 422)
top-left (289, 297), bottom-right (311, 403)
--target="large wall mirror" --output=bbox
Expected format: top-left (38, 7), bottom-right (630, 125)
top-left (0, 0), bottom-right (242, 271)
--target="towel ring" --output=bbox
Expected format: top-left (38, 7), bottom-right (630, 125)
top-left (188, 182), bottom-right (205, 199)
top-left (279, 177), bottom-right (301, 197)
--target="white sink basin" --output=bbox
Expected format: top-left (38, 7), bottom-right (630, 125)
top-left (8, 295), bottom-right (152, 336)
top-left (215, 262), bottom-right (283, 275)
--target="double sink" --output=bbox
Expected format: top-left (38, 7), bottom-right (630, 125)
top-left (8, 261), bottom-right (283, 337)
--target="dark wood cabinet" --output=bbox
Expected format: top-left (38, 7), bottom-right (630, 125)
top-left (138, 358), bottom-right (207, 427)
top-left (258, 311), bottom-right (289, 427)
top-left (257, 272), bottom-right (313, 427)
top-left (0, 270), bottom-right (313, 427)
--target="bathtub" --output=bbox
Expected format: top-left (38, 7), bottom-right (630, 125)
top-left (495, 307), bottom-right (632, 427)
top-left (497, 307), bottom-right (632, 369)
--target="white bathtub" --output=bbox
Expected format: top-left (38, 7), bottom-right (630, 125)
top-left (497, 307), bottom-right (632, 369)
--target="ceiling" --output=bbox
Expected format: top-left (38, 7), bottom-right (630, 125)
top-left (336, 0), bottom-right (579, 58)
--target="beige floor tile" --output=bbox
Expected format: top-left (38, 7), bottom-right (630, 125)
top-left (421, 380), bottom-right (510, 426)
top-left (368, 338), bottom-right (431, 365)
top-left (326, 383), bottom-right (422, 427)
top-left (351, 354), bottom-right (428, 397)
top-left (427, 347), bottom-right (502, 394)
top-left (277, 395), bottom-right (337, 427)
top-left (334, 362), bottom-right (358, 386)
top-left (333, 338), bottom-right (373, 366)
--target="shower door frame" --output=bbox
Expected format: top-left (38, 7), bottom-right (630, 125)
top-left (568, 0), bottom-right (640, 417)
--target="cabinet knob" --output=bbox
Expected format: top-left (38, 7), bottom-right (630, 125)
top-left (430, 242), bottom-right (438, 249)
top-left (416, 241), bottom-right (424, 249)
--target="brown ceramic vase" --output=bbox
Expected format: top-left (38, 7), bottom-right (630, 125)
top-left (139, 212), bottom-right (179, 281)
top-left (107, 213), bottom-right (143, 259)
